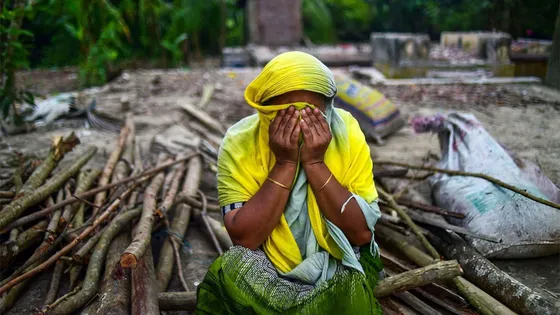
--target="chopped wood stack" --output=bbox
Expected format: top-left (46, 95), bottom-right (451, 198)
top-left (0, 98), bottom-right (558, 315)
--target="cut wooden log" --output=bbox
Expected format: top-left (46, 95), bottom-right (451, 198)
top-left (131, 243), bottom-right (160, 315)
top-left (380, 205), bottom-right (502, 243)
top-left (93, 124), bottom-right (130, 216)
top-left (120, 155), bottom-right (168, 268)
top-left (18, 134), bottom-right (79, 197)
top-left (374, 160), bottom-right (560, 210)
top-left (393, 291), bottom-right (443, 315)
top-left (156, 156), bottom-right (202, 292)
top-left (0, 220), bottom-right (48, 269)
top-left (377, 187), bottom-right (440, 259)
top-left (374, 260), bottom-right (463, 297)
top-left (44, 260), bottom-right (64, 305)
top-left (396, 198), bottom-right (465, 219)
top-left (67, 169), bottom-right (102, 241)
top-left (376, 224), bottom-right (517, 315)
top-left (0, 183), bottom-right (139, 295)
top-left (158, 292), bottom-right (197, 311)
top-left (0, 146), bottom-right (97, 231)
top-left (0, 191), bottom-right (15, 199)
top-left (431, 232), bottom-right (560, 315)
top-left (0, 154), bottom-right (196, 233)
top-left (47, 209), bottom-right (141, 315)
top-left (193, 209), bottom-right (232, 251)
top-left (96, 117), bottom-right (135, 315)
top-left (69, 226), bottom-right (105, 289)
top-left (180, 103), bottom-right (226, 135)
top-left (175, 193), bottom-right (220, 212)
top-left (157, 261), bottom-right (462, 312)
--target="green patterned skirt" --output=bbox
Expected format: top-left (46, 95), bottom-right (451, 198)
top-left (195, 246), bottom-right (384, 314)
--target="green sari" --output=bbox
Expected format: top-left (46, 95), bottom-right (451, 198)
top-left (195, 245), bottom-right (384, 314)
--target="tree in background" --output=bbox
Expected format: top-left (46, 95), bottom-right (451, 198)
top-left (545, 3), bottom-right (560, 89)
top-left (0, 0), bottom-right (34, 123)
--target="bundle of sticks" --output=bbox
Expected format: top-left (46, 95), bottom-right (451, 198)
top-left (0, 99), bottom-right (557, 315)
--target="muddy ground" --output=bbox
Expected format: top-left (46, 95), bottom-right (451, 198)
top-left (3, 68), bottom-right (560, 313)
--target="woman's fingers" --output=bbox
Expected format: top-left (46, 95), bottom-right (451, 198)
top-left (290, 119), bottom-right (301, 145)
top-left (282, 107), bottom-right (299, 139)
top-left (270, 109), bottom-right (284, 136)
top-left (307, 107), bottom-right (323, 133)
top-left (301, 108), bottom-right (315, 139)
top-left (300, 117), bottom-right (313, 142)
top-left (314, 108), bottom-right (330, 133)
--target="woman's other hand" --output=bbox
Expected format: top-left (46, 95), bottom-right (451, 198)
top-left (269, 106), bottom-right (301, 165)
top-left (300, 107), bottom-right (331, 166)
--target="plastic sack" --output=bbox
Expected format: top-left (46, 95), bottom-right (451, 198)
top-left (412, 112), bottom-right (560, 258)
top-left (334, 73), bottom-right (405, 143)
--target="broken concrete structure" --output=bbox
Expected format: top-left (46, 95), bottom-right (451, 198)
top-left (246, 0), bottom-right (302, 46)
top-left (371, 33), bottom-right (431, 66)
top-left (441, 32), bottom-right (511, 62)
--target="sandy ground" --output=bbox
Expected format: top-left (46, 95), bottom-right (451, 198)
top-left (3, 68), bottom-right (560, 313)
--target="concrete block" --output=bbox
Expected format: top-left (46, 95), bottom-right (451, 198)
top-left (441, 32), bottom-right (511, 61)
top-left (246, 0), bottom-right (302, 46)
top-left (371, 33), bottom-right (430, 65)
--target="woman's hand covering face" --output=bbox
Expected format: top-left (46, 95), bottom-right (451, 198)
top-left (269, 106), bottom-right (301, 165)
top-left (300, 107), bottom-right (331, 166)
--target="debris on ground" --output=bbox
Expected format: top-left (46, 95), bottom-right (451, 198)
top-left (1, 68), bottom-right (559, 314)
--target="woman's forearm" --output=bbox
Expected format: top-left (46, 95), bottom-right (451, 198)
top-left (304, 162), bottom-right (372, 246)
top-left (223, 162), bottom-right (297, 250)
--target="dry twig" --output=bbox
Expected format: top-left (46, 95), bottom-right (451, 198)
top-left (375, 160), bottom-right (560, 210)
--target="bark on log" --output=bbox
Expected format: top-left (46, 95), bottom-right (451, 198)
top-left (158, 292), bottom-right (197, 311)
top-left (377, 187), bottom-right (441, 259)
top-left (156, 163), bottom-right (185, 218)
top-left (0, 146), bottom-right (97, 231)
top-left (393, 291), bottom-right (443, 315)
top-left (95, 231), bottom-right (131, 315)
top-left (120, 156), bottom-right (167, 268)
top-left (95, 122), bottom-right (135, 315)
top-left (0, 183), bottom-right (138, 295)
top-left (69, 228), bottom-right (105, 289)
top-left (374, 260), bottom-right (463, 297)
top-left (180, 103), bottom-right (226, 135)
top-left (67, 169), bottom-right (102, 240)
top-left (46, 193), bottom-right (63, 244)
top-left (193, 209), bottom-right (232, 251)
top-left (376, 225), bottom-right (517, 315)
top-left (131, 243), bottom-right (160, 315)
top-left (0, 155), bottom-right (196, 233)
top-left (175, 193), bottom-right (220, 212)
top-left (390, 208), bottom-right (502, 243)
top-left (47, 209), bottom-right (141, 315)
top-left (396, 198), bottom-right (465, 219)
top-left (18, 134), bottom-right (79, 197)
top-left (156, 156), bottom-right (202, 291)
top-left (93, 124), bottom-right (130, 216)
top-left (157, 260), bottom-right (460, 312)
top-left (431, 232), bottom-right (560, 315)
top-left (0, 191), bottom-right (15, 198)
top-left (44, 260), bottom-right (64, 305)
top-left (0, 198), bottom-right (64, 312)
top-left (374, 160), bottom-right (560, 210)
top-left (0, 220), bottom-right (48, 269)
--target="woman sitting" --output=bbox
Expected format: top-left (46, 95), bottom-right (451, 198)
top-left (196, 51), bottom-right (383, 314)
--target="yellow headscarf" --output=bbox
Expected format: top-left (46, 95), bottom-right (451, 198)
top-left (218, 51), bottom-right (378, 273)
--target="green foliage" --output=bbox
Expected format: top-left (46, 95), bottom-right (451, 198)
top-left (1, 0), bottom-right (557, 92)
top-left (303, 0), bottom-right (337, 43)
top-left (1, 0), bottom-right (35, 121)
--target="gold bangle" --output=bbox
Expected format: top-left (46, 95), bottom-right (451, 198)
top-left (315, 173), bottom-right (333, 192)
top-left (267, 177), bottom-right (290, 190)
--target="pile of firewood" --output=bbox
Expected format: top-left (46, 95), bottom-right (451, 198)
top-left (0, 98), bottom-right (558, 315)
